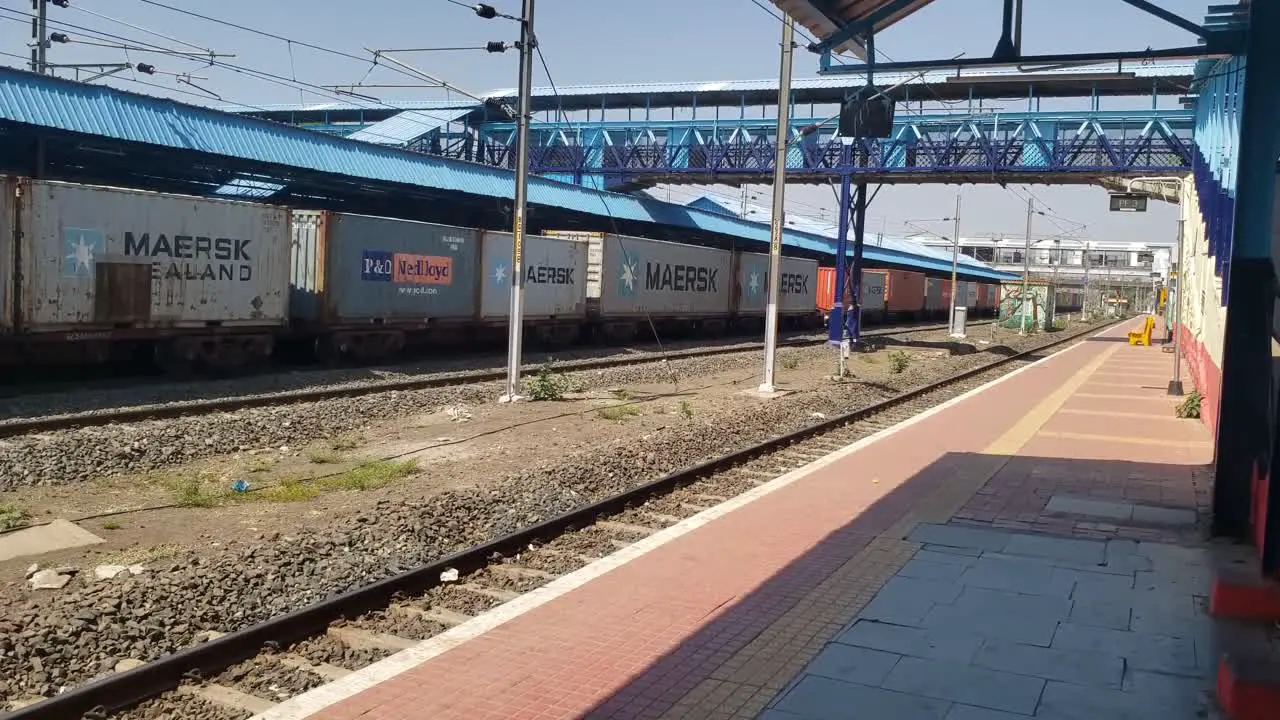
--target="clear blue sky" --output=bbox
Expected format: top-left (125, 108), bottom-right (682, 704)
top-left (0, 0), bottom-right (1210, 244)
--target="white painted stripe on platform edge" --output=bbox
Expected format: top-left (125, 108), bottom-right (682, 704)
top-left (252, 323), bottom-right (1119, 720)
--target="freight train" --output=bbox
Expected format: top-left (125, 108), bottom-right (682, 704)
top-left (0, 178), bottom-right (840, 370)
top-left (815, 267), bottom-right (1001, 324)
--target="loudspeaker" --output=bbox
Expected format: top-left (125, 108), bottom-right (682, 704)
top-left (838, 94), bottom-right (895, 139)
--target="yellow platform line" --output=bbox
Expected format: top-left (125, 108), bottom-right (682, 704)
top-left (884, 342), bottom-right (1122, 537)
top-left (1038, 430), bottom-right (1212, 448)
top-left (1057, 408), bottom-right (1188, 422)
top-left (1073, 393), bottom-right (1177, 402)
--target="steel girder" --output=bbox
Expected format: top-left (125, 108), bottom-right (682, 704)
top-left (451, 109), bottom-right (1194, 186)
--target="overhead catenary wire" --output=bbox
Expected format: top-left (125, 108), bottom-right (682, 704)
top-left (0, 9), bottom-right (468, 148)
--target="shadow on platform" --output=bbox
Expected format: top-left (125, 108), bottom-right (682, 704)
top-left (576, 450), bottom-right (1244, 720)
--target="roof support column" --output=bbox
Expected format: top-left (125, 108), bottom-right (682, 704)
top-left (1213, 0), bottom-right (1280, 545)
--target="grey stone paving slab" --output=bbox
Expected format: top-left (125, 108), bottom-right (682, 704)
top-left (772, 676), bottom-right (952, 720)
top-left (898, 557), bottom-right (970, 583)
top-left (973, 639), bottom-right (1124, 688)
top-left (806, 644), bottom-right (902, 687)
top-left (757, 710), bottom-right (811, 720)
top-left (1067, 598), bottom-right (1132, 631)
top-left (923, 544), bottom-right (984, 558)
top-left (1131, 504), bottom-right (1197, 526)
top-left (1123, 669), bottom-right (1209, 708)
top-left (1035, 679), bottom-right (1205, 720)
top-left (1045, 496), bottom-right (1133, 520)
top-left (915, 549), bottom-right (980, 567)
top-left (921, 600), bottom-right (1060, 647)
top-left (859, 591), bottom-right (937, 626)
top-left (1055, 565), bottom-right (1136, 594)
top-left (881, 656), bottom-right (1045, 715)
top-left (837, 620), bottom-right (983, 663)
top-left (881, 575), bottom-right (965, 604)
top-left (908, 524), bottom-right (1012, 552)
top-left (1002, 533), bottom-right (1107, 565)
top-left (944, 705), bottom-right (1032, 720)
top-left (957, 554), bottom-right (1076, 597)
top-left (1051, 622), bottom-right (1199, 676)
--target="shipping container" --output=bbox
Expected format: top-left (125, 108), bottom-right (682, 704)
top-left (291, 211), bottom-right (478, 325)
top-left (735, 252), bottom-right (819, 315)
top-left (860, 270), bottom-right (887, 312)
top-left (816, 267), bottom-right (836, 313)
top-left (479, 231), bottom-right (589, 321)
top-left (17, 179), bottom-right (290, 332)
top-left (595, 235), bottom-right (732, 317)
top-left (544, 230), bottom-right (604, 301)
top-left (925, 277), bottom-right (945, 312)
top-left (0, 178), bottom-right (13, 333)
top-left (885, 270), bottom-right (926, 316)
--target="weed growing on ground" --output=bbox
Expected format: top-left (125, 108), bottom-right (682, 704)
top-left (101, 520), bottom-right (121, 530)
top-left (172, 476), bottom-right (222, 508)
top-left (0, 503), bottom-right (27, 532)
top-left (598, 404), bottom-right (641, 421)
top-left (258, 477), bottom-right (319, 503)
top-left (526, 362), bottom-right (572, 401)
top-left (780, 355), bottom-right (800, 370)
top-left (321, 459), bottom-right (419, 491)
top-left (888, 350), bottom-right (911, 374)
top-left (612, 388), bottom-right (636, 400)
top-left (1176, 390), bottom-right (1202, 419)
top-left (308, 450), bottom-right (340, 464)
top-left (678, 400), bottom-right (695, 419)
top-left (329, 433), bottom-right (363, 451)
top-left (103, 543), bottom-right (182, 566)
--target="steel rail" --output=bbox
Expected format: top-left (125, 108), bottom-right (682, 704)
top-left (0, 324), bottom-right (947, 438)
top-left (2, 321), bottom-right (1114, 720)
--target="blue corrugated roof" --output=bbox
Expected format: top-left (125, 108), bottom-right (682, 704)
top-left (0, 67), bottom-right (1016, 282)
top-left (341, 108), bottom-right (475, 145)
top-left (685, 195), bottom-right (994, 271)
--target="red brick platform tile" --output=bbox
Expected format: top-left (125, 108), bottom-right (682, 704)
top-left (267, 322), bottom-right (1196, 720)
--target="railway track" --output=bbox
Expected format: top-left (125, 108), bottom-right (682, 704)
top-left (0, 323), bottom-right (948, 438)
top-left (1, 321), bottom-right (1111, 720)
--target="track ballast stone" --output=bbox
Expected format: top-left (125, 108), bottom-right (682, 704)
top-left (0, 329), bottom-right (1099, 705)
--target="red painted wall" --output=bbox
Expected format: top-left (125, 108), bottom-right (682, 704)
top-left (1177, 323), bottom-right (1222, 437)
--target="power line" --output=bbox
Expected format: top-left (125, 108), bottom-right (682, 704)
top-left (0, 9), bottom-right (457, 148)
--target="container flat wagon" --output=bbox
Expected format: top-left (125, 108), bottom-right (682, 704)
top-left (0, 178), bottom-right (291, 367)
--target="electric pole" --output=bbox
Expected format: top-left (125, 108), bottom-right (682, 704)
top-left (1020, 197), bottom-right (1032, 334)
top-left (758, 14), bottom-right (794, 394)
top-left (29, 0), bottom-right (48, 74)
top-left (949, 192), bottom-right (962, 337)
top-left (500, 0), bottom-right (535, 403)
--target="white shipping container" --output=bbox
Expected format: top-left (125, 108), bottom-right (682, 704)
top-left (966, 281), bottom-right (978, 309)
top-left (479, 231), bottom-right (589, 320)
top-left (860, 270), bottom-right (887, 312)
top-left (18, 180), bottom-right (290, 331)
top-left (0, 178), bottom-right (14, 332)
top-left (735, 252), bottom-right (819, 315)
top-left (596, 235), bottom-right (732, 317)
top-left (545, 230), bottom-right (604, 300)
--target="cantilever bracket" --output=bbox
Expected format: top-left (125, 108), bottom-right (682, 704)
top-left (807, 0), bottom-right (917, 55)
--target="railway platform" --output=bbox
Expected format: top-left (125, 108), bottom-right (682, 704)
top-left (254, 318), bottom-right (1235, 720)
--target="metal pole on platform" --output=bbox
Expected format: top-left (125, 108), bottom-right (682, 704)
top-left (1020, 196), bottom-right (1032, 334)
top-left (829, 171), bottom-right (852, 346)
top-left (949, 192), bottom-right (961, 336)
top-left (759, 14), bottom-right (794, 394)
top-left (500, 0), bottom-right (535, 403)
top-left (1168, 217), bottom-right (1185, 395)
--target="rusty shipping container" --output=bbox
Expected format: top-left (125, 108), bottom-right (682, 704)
top-left (860, 270), bottom-right (887, 312)
top-left (735, 252), bottom-right (819, 315)
top-left (478, 231), bottom-right (589, 321)
top-left (291, 211), bottom-right (479, 325)
top-left (15, 179), bottom-right (289, 332)
top-left (885, 270), bottom-right (926, 315)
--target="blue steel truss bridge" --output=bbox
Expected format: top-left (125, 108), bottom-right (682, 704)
top-left (234, 61), bottom-right (1196, 190)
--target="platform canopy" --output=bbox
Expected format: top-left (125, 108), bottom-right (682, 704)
top-left (770, 0), bottom-right (939, 56)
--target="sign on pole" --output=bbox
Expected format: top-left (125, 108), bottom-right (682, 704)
top-left (1109, 193), bottom-right (1148, 212)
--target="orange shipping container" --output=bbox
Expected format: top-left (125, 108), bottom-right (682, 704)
top-left (886, 270), bottom-right (926, 314)
top-left (817, 266), bottom-right (837, 313)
